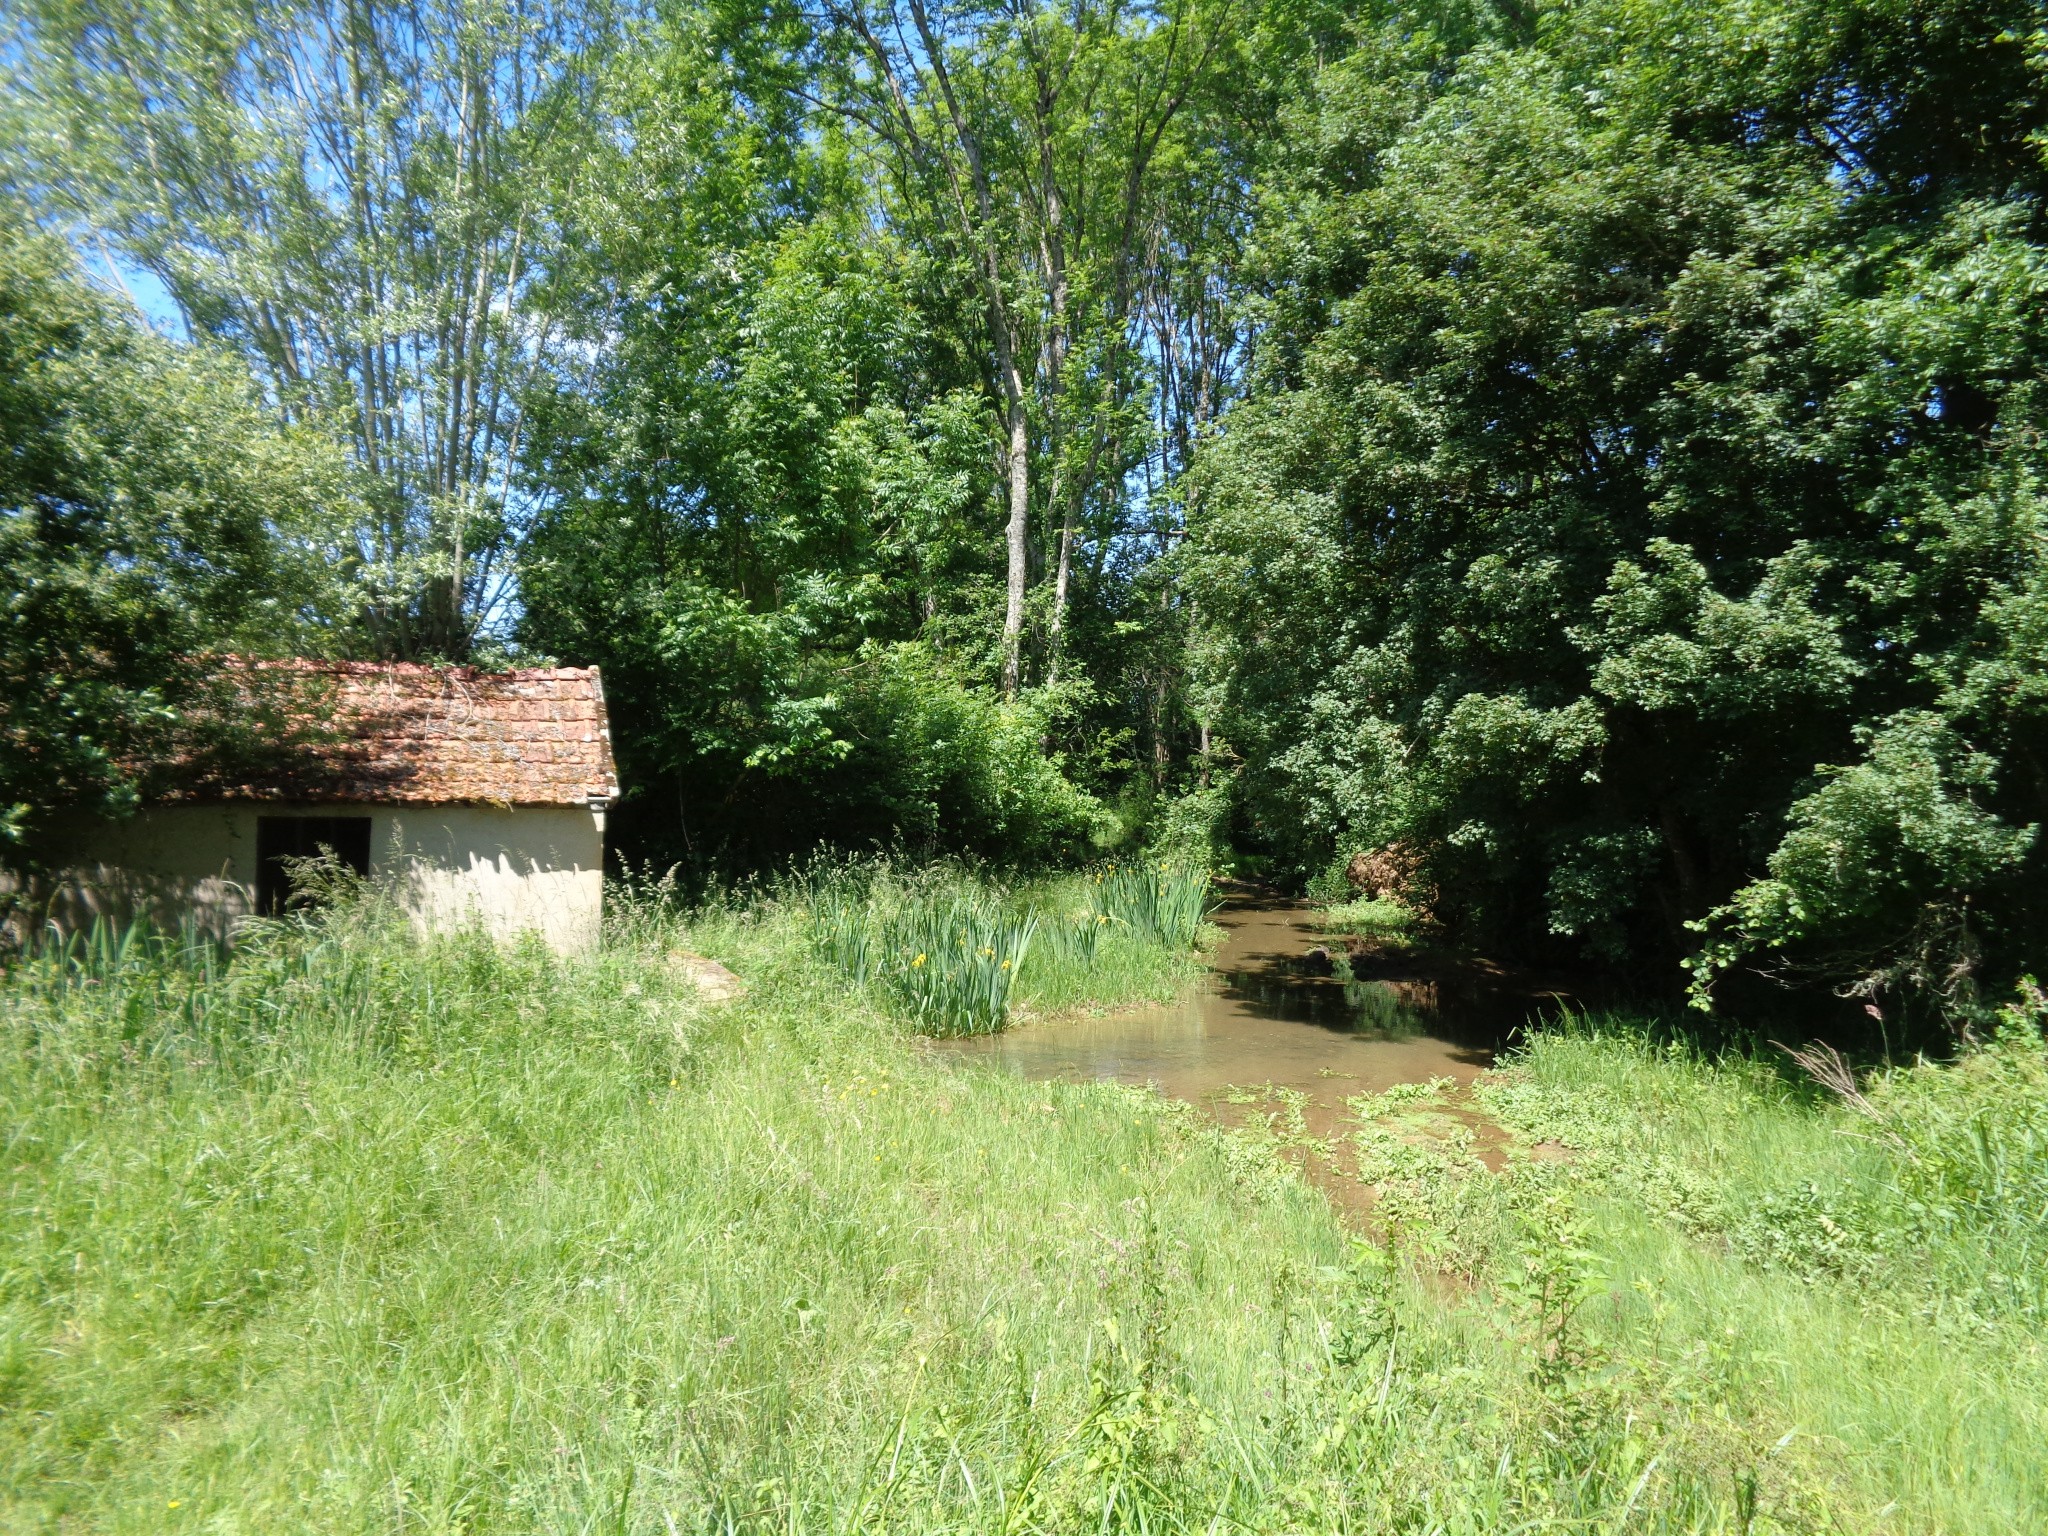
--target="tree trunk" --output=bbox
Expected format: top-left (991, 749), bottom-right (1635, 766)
top-left (1035, 66), bottom-right (1072, 686)
top-left (999, 364), bottom-right (1030, 698)
top-left (1048, 502), bottom-right (1075, 683)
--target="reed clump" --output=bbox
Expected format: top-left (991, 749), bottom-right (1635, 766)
top-left (812, 882), bottom-right (1036, 1037)
top-left (807, 860), bottom-right (1213, 1035)
top-left (895, 897), bottom-right (1036, 1038)
top-left (1086, 861), bottom-right (1214, 949)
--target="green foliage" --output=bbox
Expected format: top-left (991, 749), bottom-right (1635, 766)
top-left (1086, 862), bottom-right (1216, 949)
top-left (831, 645), bottom-right (1108, 865)
top-left (1301, 855), bottom-right (1354, 908)
top-left (1147, 786), bottom-right (1234, 873)
top-left (810, 877), bottom-right (1037, 1037)
top-left (1013, 870), bottom-right (1210, 1015)
top-left (4, 0), bottom-right (610, 656)
top-left (520, 168), bottom-right (1106, 868)
top-left (1482, 991), bottom-right (2048, 1332)
top-left (1318, 896), bottom-right (1415, 942)
top-left (1182, 0), bottom-right (2048, 1019)
top-left (1036, 906), bottom-right (1114, 968)
top-left (501, 0), bottom-right (1345, 876)
top-left (806, 860), bottom-right (1209, 1034)
top-left (12, 899), bottom-right (2048, 1528)
top-left (882, 896), bottom-right (1035, 1038)
top-left (1690, 712), bottom-right (2038, 1017)
top-left (1851, 991), bottom-right (2048, 1323)
top-left (7, 0), bottom-right (2048, 1001)
top-left (0, 218), bottom-right (359, 865)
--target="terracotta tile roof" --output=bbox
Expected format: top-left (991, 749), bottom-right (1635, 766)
top-left (209, 660), bottom-right (620, 808)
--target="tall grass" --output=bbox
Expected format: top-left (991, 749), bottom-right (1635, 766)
top-left (1477, 1002), bottom-right (2048, 1331)
top-left (1878, 1006), bottom-right (2048, 1322)
top-left (1453, 1005), bottom-right (2048, 1529)
top-left (806, 861), bottom-right (1211, 1035)
top-left (813, 882), bottom-right (1036, 1037)
top-left (1085, 861), bottom-right (1213, 948)
top-left (4, 890), bottom-right (2044, 1530)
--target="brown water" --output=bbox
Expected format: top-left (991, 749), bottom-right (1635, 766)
top-left (938, 896), bottom-right (1571, 1205)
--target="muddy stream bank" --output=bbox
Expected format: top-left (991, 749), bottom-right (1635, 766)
top-left (937, 893), bottom-right (1580, 1217)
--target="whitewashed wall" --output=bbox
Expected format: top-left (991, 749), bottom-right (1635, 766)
top-left (383, 806), bottom-right (605, 953)
top-left (24, 802), bottom-right (606, 952)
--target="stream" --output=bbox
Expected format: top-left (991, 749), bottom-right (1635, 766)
top-left (938, 894), bottom-right (1576, 1207)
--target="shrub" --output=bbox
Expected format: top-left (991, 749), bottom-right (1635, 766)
top-left (1319, 896), bottom-right (1416, 942)
top-left (1148, 786), bottom-right (1232, 873)
top-left (831, 645), bottom-right (1107, 867)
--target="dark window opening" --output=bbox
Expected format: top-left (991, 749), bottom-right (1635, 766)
top-left (255, 815), bottom-right (372, 914)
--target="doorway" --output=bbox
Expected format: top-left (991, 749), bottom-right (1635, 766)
top-left (255, 815), bottom-right (372, 914)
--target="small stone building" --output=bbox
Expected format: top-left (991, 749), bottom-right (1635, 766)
top-left (38, 662), bottom-right (621, 952)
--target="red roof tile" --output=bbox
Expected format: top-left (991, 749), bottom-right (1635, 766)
top-left (206, 660), bottom-right (620, 807)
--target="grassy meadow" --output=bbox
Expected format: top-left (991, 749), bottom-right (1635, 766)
top-left (2, 873), bottom-right (2045, 1533)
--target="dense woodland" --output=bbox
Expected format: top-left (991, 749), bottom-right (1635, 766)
top-left (4, 0), bottom-right (2046, 1026)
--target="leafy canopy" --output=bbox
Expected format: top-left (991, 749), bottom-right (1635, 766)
top-left (0, 219), bottom-right (360, 860)
top-left (1182, 0), bottom-right (2048, 1021)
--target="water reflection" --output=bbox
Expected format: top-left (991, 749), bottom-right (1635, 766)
top-left (1345, 979), bottom-right (1428, 1040)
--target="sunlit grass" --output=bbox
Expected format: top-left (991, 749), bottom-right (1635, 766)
top-left (1081, 861), bottom-right (1214, 949)
top-left (2, 893), bottom-right (2043, 1531)
top-left (1466, 1013), bottom-right (2048, 1532)
top-left (1316, 894), bottom-right (1416, 941)
top-left (0, 896), bottom-right (1343, 1532)
top-left (810, 881), bottom-right (1037, 1036)
top-left (803, 861), bottom-right (1213, 1034)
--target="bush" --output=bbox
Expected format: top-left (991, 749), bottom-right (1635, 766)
top-left (831, 643), bottom-right (1107, 865)
top-left (1148, 786), bottom-right (1232, 873)
top-left (1319, 896), bottom-right (1416, 942)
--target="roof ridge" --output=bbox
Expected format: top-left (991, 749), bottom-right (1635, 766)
top-left (229, 656), bottom-right (602, 683)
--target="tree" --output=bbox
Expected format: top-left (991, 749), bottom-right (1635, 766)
top-left (0, 217), bottom-right (360, 866)
top-left (1183, 0), bottom-right (2048, 1023)
top-left (805, 0), bottom-right (1240, 695)
top-left (503, 0), bottom-right (1296, 872)
top-left (4, 0), bottom-right (615, 657)
top-left (514, 12), bottom-right (1100, 867)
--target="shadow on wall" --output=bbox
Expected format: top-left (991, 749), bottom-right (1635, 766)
top-left (1, 861), bottom-right (255, 949)
top-left (384, 808), bottom-right (604, 953)
top-left (5, 804), bottom-right (606, 954)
